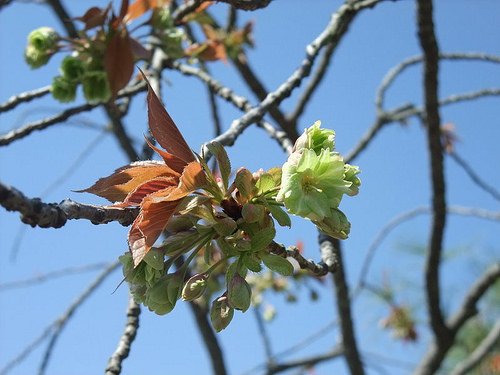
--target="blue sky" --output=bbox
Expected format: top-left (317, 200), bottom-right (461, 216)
top-left (1, 0), bottom-right (499, 374)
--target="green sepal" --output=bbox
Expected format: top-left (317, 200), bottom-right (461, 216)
top-left (206, 141), bottom-right (231, 192)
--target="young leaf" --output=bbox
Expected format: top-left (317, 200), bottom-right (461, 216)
top-left (144, 74), bottom-right (195, 163)
top-left (261, 253), bottom-right (294, 276)
top-left (250, 227), bottom-right (276, 252)
top-left (268, 204), bottom-right (291, 227)
top-left (144, 136), bottom-right (186, 174)
top-left (242, 253), bottom-right (262, 273)
top-left (234, 168), bottom-right (254, 201)
top-left (206, 141), bottom-right (231, 191)
top-left (125, 0), bottom-right (158, 22)
top-left (78, 161), bottom-right (179, 202)
top-left (255, 173), bottom-right (275, 195)
top-left (104, 29), bottom-right (134, 97)
top-left (114, 176), bottom-right (177, 207)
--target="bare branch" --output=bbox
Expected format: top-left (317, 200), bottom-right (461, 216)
top-left (414, 263), bottom-right (500, 375)
top-left (212, 0), bottom-right (384, 148)
top-left (269, 241), bottom-right (333, 277)
top-left (267, 346), bottom-right (343, 375)
top-left (448, 263), bottom-right (500, 333)
top-left (376, 52), bottom-right (500, 112)
top-left (253, 306), bottom-right (274, 368)
top-left (189, 302), bottom-right (228, 375)
top-left (38, 262), bottom-right (120, 375)
top-left (104, 103), bottom-right (139, 161)
top-left (45, 0), bottom-right (78, 38)
top-left (288, 40), bottom-right (336, 124)
top-left (418, 0), bottom-right (449, 347)
top-left (0, 85), bottom-right (51, 113)
top-left (450, 319), bottom-right (500, 375)
top-left (319, 235), bottom-right (365, 375)
top-left (0, 181), bottom-right (138, 228)
top-left (450, 151), bottom-right (500, 202)
top-left (216, 0), bottom-right (272, 11)
top-left (105, 297), bottom-right (141, 375)
top-left (0, 263), bottom-right (109, 291)
top-left (354, 205), bottom-right (500, 298)
top-left (0, 82), bottom-right (146, 147)
top-left (346, 88), bottom-right (500, 163)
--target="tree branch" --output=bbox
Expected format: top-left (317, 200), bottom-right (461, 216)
top-left (189, 302), bottom-right (228, 375)
top-left (105, 296), bottom-right (141, 375)
top-left (0, 82), bottom-right (146, 147)
top-left (45, 0), bottom-right (78, 38)
top-left (267, 346), bottom-right (343, 375)
top-left (319, 235), bottom-right (365, 375)
top-left (450, 318), bottom-right (500, 375)
top-left (417, 0), bottom-right (449, 347)
top-left (0, 181), bottom-right (138, 228)
top-left (212, 0), bottom-right (384, 149)
top-left (0, 85), bottom-right (51, 113)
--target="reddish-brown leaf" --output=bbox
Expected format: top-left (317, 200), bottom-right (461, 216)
top-left (125, 0), bottom-right (158, 22)
top-left (75, 6), bottom-right (109, 30)
top-left (144, 137), bottom-right (186, 174)
top-left (119, 0), bottom-right (130, 21)
top-left (128, 187), bottom-right (184, 266)
top-left (114, 176), bottom-right (177, 207)
top-left (78, 161), bottom-right (179, 202)
top-left (145, 78), bottom-right (195, 163)
top-left (200, 41), bottom-right (227, 62)
top-left (104, 29), bottom-right (135, 98)
top-left (129, 37), bottom-right (152, 60)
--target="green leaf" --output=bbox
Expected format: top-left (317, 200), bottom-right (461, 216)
top-left (234, 168), bottom-right (254, 201)
top-left (242, 253), bottom-right (262, 272)
top-left (268, 204), bottom-right (291, 227)
top-left (206, 141), bottom-right (231, 191)
top-left (255, 173), bottom-right (276, 195)
top-left (250, 227), bottom-right (276, 252)
top-left (261, 253), bottom-right (294, 276)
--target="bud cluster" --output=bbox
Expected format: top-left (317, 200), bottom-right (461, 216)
top-left (24, 27), bottom-right (60, 69)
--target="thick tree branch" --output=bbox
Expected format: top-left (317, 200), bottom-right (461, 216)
top-left (417, 0), bottom-right (449, 346)
top-left (450, 318), bottom-right (500, 375)
top-left (105, 297), bottom-right (141, 375)
top-left (319, 235), bottom-right (365, 375)
top-left (189, 302), bottom-right (228, 375)
top-left (0, 181), bottom-right (138, 228)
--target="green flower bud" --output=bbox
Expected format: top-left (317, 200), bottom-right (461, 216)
top-left (51, 76), bottom-right (77, 103)
top-left (182, 273), bottom-right (208, 301)
top-left (152, 7), bottom-right (174, 30)
top-left (24, 45), bottom-right (51, 69)
top-left (277, 149), bottom-right (350, 221)
top-left (60, 55), bottom-right (85, 82)
top-left (82, 71), bottom-right (111, 103)
top-left (210, 295), bottom-right (234, 332)
top-left (28, 27), bottom-right (59, 51)
top-left (294, 121), bottom-right (335, 154)
top-left (227, 273), bottom-right (251, 312)
top-left (313, 208), bottom-right (351, 240)
top-left (162, 28), bottom-right (185, 60)
top-left (344, 164), bottom-right (361, 196)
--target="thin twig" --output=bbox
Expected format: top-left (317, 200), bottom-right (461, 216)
top-left (376, 52), bottom-right (500, 112)
top-left (0, 85), bottom-right (51, 113)
top-left (353, 205), bottom-right (500, 298)
top-left (253, 306), bottom-right (274, 367)
top-left (38, 261), bottom-right (120, 375)
top-left (267, 346), bottom-right (343, 375)
top-left (450, 151), bottom-right (500, 202)
top-left (450, 318), bottom-right (500, 375)
top-left (45, 0), bottom-right (78, 38)
top-left (0, 262), bottom-right (109, 291)
top-left (105, 296), bottom-right (141, 375)
top-left (0, 82), bottom-right (147, 147)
